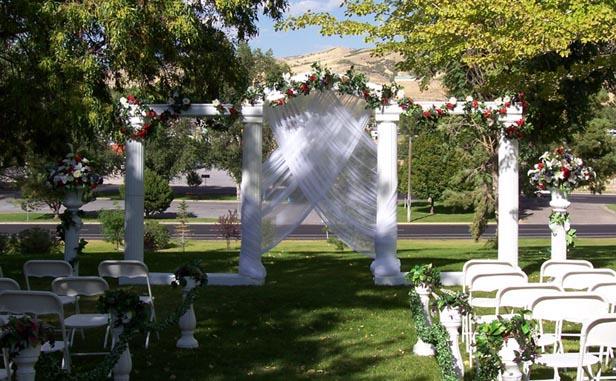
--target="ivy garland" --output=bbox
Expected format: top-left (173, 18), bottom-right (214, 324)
top-left (34, 266), bottom-right (206, 380)
top-left (549, 211), bottom-right (577, 250)
top-left (56, 211), bottom-right (88, 269)
top-left (409, 288), bottom-right (459, 381)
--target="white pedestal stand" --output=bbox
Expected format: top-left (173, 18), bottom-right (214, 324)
top-left (111, 313), bottom-right (132, 381)
top-left (177, 277), bottom-right (199, 349)
top-left (413, 285), bottom-right (435, 356)
top-left (499, 338), bottom-right (523, 381)
top-left (549, 189), bottom-right (571, 260)
top-left (14, 344), bottom-right (41, 381)
top-left (62, 189), bottom-right (84, 265)
top-left (440, 307), bottom-right (464, 378)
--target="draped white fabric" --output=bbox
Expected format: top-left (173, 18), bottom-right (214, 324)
top-left (260, 90), bottom-right (377, 256)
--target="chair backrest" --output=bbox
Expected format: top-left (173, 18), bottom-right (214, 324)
top-left (23, 260), bottom-right (73, 290)
top-left (589, 283), bottom-right (616, 305)
top-left (561, 269), bottom-right (616, 290)
top-left (98, 260), bottom-right (152, 297)
top-left (580, 314), bottom-right (616, 349)
top-left (540, 259), bottom-right (593, 283)
top-left (531, 292), bottom-right (609, 323)
top-left (52, 276), bottom-right (109, 297)
top-left (495, 283), bottom-right (562, 314)
top-left (462, 260), bottom-right (517, 291)
top-left (0, 277), bottom-right (21, 292)
top-left (469, 271), bottom-right (528, 293)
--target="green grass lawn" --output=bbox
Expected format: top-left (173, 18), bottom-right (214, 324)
top-left (1, 239), bottom-right (615, 380)
top-left (0, 212), bottom-right (216, 223)
top-left (608, 204), bottom-right (616, 213)
top-left (397, 201), bottom-right (483, 223)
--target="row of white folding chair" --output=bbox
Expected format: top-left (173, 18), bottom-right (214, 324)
top-left (23, 260), bottom-right (76, 306)
top-left (540, 260), bottom-right (593, 284)
top-left (528, 292), bottom-right (613, 381)
top-left (575, 314), bottom-right (616, 381)
top-left (561, 269), bottom-right (616, 291)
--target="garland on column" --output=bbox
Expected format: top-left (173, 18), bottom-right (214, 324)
top-left (548, 211), bottom-right (576, 250)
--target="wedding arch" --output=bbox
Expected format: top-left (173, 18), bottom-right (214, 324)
top-left (120, 74), bottom-right (524, 286)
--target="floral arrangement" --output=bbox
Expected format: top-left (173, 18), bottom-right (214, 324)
top-left (0, 316), bottom-right (55, 356)
top-left (115, 95), bottom-right (169, 144)
top-left (97, 289), bottom-right (147, 328)
top-left (171, 260), bottom-right (208, 288)
top-left (527, 146), bottom-right (596, 192)
top-left (405, 263), bottom-right (441, 290)
top-left (474, 313), bottom-right (538, 381)
top-left (434, 289), bottom-right (472, 316)
top-left (47, 150), bottom-right (103, 190)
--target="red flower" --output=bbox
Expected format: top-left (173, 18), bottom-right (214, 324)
top-left (537, 163), bottom-right (544, 170)
top-left (499, 107), bottom-right (508, 115)
top-left (483, 109), bottom-right (492, 119)
top-left (309, 74), bottom-right (317, 82)
top-left (300, 83), bottom-right (310, 94)
top-left (555, 146), bottom-right (564, 155)
top-left (381, 97), bottom-right (389, 105)
top-left (142, 123), bottom-right (151, 131)
top-left (504, 101), bottom-right (511, 108)
top-left (446, 103), bottom-right (455, 110)
top-left (422, 111), bottom-right (432, 119)
top-left (127, 95), bottom-right (138, 105)
top-left (538, 183), bottom-right (545, 190)
top-left (362, 90), bottom-right (370, 99)
top-left (286, 88), bottom-right (295, 96)
top-left (146, 110), bottom-right (157, 118)
top-left (229, 107), bottom-right (239, 117)
top-left (516, 119), bottom-right (525, 127)
top-left (276, 98), bottom-right (286, 106)
top-left (74, 154), bottom-right (82, 162)
top-left (562, 167), bottom-right (571, 178)
top-left (472, 100), bottom-right (479, 109)
top-left (435, 108), bottom-right (444, 116)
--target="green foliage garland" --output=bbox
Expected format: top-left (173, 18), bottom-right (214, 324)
top-left (405, 264), bottom-right (441, 289)
top-left (408, 288), bottom-right (458, 381)
top-left (549, 211), bottom-right (577, 251)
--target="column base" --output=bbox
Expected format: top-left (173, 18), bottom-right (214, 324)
top-left (374, 273), bottom-right (407, 286)
top-left (207, 273), bottom-right (265, 286)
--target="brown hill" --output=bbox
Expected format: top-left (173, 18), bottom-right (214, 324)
top-left (280, 47), bottom-right (447, 100)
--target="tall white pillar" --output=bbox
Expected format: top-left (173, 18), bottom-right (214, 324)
top-left (238, 105), bottom-right (265, 281)
top-left (372, 107), bottom-right (404, 285)
top-left (124, 136), bottom-right (145, 261)
top-left (497, 134), bottom-right (519, 265)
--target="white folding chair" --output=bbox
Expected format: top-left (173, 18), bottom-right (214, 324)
top-left (576, 314), bottom-right (616, 381)
top-left (98, 260), bottom-right (157, 348)
top-left (529, 293), bottom-right (610, 381)
top-left (590, 283), bottom-right (616, 313)
top-left (467, 271), bottom-right (528, 363)
top-left (461, 260), bottom-right (518, 345)
top-left (0, 290), bottom-right (71, 372)
top-left (52, 277), bottom-right (110, 351)
top-left (561, 269), bottom-right (616, 291)
top-left (540, 260), bottom-right (593, 284)
top-left (23, 260), bottom-right (76, 306)
top-left (0, 278), bottom-right (21, 325)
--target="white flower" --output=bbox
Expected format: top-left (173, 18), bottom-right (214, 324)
top-left (120, 97), bottom-right (128, 107)
top-left (465, 96), bottom-right (473, 102)
top-left (397, 89), bottom-right (406, 99)
top-left (265, 90), bottom-right (284, 102)
top-left (212, 99), bottom-right (221, 107)
top-left (448, 97), bottom-right (457, 105)
top-left (503, 95), bottom-right (511, 103)
top-left (282, 73), bottom-right (291, 83)
top-left (73, 170), bottom-right (82, 178)
top-left (495, 97), bottom-right (503, 104)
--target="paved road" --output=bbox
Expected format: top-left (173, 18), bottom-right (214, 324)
top-left (2, 223), bottom-right (614, 240)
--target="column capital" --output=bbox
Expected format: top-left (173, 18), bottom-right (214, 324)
top-left (242, 105), bottom-right (263, 124)
top-left (374, 105), bottom-right (402, 123)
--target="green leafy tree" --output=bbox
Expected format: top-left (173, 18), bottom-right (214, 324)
top-left (176, 200), bottom-right (191, 252)
top-left (186, 171), bottom-right (202, 189)
top-left (144, 169), bottom-right (174, 217)
top-left (99, 209), bottom-right (125, 250)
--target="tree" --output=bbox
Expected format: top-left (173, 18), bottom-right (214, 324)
top-left (186, 171), bottom-right (202, 189)
top-left (18, 165), bottom-right (64, 219)
top-left (99, 209), bottom-right (125, 250)
top-left (217, 209), bottom-right (240, 250)
top-left (1, 0), bottom-right (288, 171)
top-left (144, 169), bottom-right (174, 217)
top-left (176, 200), bottom-right (191, 252)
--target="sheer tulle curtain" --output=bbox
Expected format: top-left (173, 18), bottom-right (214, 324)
top-left (260, 91), bottom-right (378, 256)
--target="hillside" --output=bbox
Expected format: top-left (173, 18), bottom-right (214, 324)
top-left (280, 47), bottom-right (447, 100)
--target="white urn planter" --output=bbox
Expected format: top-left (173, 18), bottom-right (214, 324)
top-left (110, 312), bottom-right (132, 381)
top-left (413, 285), bottom-right (435, 356)
top-left (549, 188), bottom-right (571, 261)
top-left (498, 338), bottom-right (523, 381)
top-left (439, 307), bottom-right (464, 378)
top-left (62, 188), bottom-right (84, 266)
top-left (13, 344), bottom-right (42, 381)
top-left (177, 276), bottom-right (199, 349)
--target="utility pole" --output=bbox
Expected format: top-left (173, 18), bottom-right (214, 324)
top-left (406, 136), bottom-right (412, 222)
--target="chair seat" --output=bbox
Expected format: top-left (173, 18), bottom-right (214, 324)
top-left (65, 314), bottom-right (109, 328)
top-left (139, 296), bottom-right (154, 305)
top-left (537, 353), bottom-right (600, 368)
top-left (59, 295), bottom-right (76, 305)
top-left (470, 297), bottom-right (496, 308)
top-left (42, 340), bottom-right (65, 352)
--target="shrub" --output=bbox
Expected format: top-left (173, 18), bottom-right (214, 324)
top-left (186, 170), bottom-right (202, 188)
top-left (99, 209), bottom-right (125, 250)
top-left (144, 169), bottom-right (174, 217)
top-left (143, 221), bottom-right (170, 251)
top-left (17, 228), bottom-right (57, 255)
top-left (217, 209), bottom-right (240, 250)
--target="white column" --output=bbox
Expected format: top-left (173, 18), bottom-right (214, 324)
top-left (497, 134), bottom-right (519, 265)
top-left (413, 285), bottom-right (435, 356)
top-left (372, 106), bottom-right (404, 285)
top-left (549, 189), bottom-right (570, 260)
top-left (124, 135), bottom-right (145, 261)
top-left (238, 105), bottom-right (265, 281)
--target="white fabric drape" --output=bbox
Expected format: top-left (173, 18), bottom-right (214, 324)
top-left (260, 90), bottom-right (377, 256)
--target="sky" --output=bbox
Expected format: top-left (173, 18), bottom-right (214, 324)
top-left (248, 0), bottom-right (372, 58)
